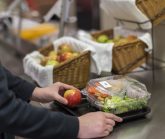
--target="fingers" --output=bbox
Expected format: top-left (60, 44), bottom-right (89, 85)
top-left (105, 113), bottom-right (123, 122)
top-left (55, 95), bottom-right (68, 104)
top-left (105, 118), bottom-right (115, 126)
top-left (105, 125), bottom-right (113, 133)
top-left (103, 130), bottom-right (110, 137)
top-left (103, 126), bottom-right (113, 137)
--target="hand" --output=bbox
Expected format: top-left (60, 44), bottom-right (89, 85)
top-left (31, 82), bottom-right (78, 104)
top-left (78, 112), bottom-right (123, 139)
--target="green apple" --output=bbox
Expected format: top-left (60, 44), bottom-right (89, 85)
top-left (72, 52), bottom-right (80, 57)
top-left (97, 35), bottom-right (109, 43)
top-left (48, 51), bottom-right (58, 61)
top-left (46, 60), bottom-right (60, 67)
top-left (113, 35), bottom-right (123, 42)
top-left (107, 39), bottom-right (114, 43)
top-left (59, 44), bottom-right (73, 53)
top-left (48, 51), bottom-right (57, 57)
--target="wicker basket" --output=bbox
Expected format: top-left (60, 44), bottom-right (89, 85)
top-left (112, 40), bottom-right (148, 74)
top-left (136, 0), bottom-right (165, 25)
top-left (39, 45), bottom-right (91, 89)
top-left (91, 29), bottom-right (148, 74)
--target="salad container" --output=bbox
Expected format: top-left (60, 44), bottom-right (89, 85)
top-left (82, 76), bottom-right (151, 114)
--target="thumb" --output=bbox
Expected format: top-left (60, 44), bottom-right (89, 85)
top-left (56, 95), bottom-right (68, 105)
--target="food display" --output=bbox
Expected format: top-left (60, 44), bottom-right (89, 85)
top-left (40, 44), bottom-right (80, 67)
top-left (82, 76), bottom-right (150, 114)
top-left (94, 34), bottom-right (138, 46)
top-left (64, 89), bottom-right (82, 108)
top-left (20, 23), bottom-right (58, 41)
top-left (79, 28), bottom-right (149, 74)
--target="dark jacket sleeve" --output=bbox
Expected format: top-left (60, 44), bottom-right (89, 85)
top-left (2, 67), bottom-right (36, 101)
top-left (0, 66), bottom-right (79, 139)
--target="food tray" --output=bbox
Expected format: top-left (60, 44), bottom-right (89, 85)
top-left (52, 98), bottom-right (151, 122)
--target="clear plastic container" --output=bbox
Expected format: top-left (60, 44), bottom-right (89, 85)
top-left (82, 75), bottom-right (151, 114)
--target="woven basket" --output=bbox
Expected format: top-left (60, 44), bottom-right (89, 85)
top-left (112, 40), bottom-right (148, 74)
top-left (39, 45), bottom-right (91, 89)
top-left (92, 29), bottom-right (113, 39)
top-left (91, 30), bottom-right (148, 74)
top-left (136, 0), bottom-right (165, 25)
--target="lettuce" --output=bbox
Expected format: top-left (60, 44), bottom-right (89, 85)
top-left (103, 96), bottom-right (147, 114)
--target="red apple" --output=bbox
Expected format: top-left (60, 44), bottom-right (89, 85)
top-left (64, 89), bottom-right (82, 107)
top-left (59, 52), bottom-right (73, 62)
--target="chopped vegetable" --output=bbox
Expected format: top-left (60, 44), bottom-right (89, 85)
top-left (103, 96), bottom-right (147, 114)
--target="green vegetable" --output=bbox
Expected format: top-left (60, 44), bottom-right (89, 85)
top-left (102, 96), bottom-right (147, 114)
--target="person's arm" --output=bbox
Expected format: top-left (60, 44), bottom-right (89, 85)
top-left (0, 66), bottom-right (79, 139)
top-left (2, 67), bottom-right (36, 101)
top-left (30, 84), bottom-right (123, 138)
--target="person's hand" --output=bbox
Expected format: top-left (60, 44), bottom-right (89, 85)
top-left (78, 112), bottom-right (123, 139)
top-left (31, 82), bottom-right (78, 104)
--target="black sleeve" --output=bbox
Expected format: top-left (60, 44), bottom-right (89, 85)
top-left (2, 67), bottom-right (36, 101)
top-left (0, 66), bottom-right (79, 139)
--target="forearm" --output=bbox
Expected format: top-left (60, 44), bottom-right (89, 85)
top-left (3, 67), bottom-right (36, 101)
top-left (31, 87), bottom-right (47, 102)
top-left (0, 95), bottom-right (79, 139)
top-left (0, 66), bottom-right (79, 139)
top-left (11, 79), bottom-right (36, 101)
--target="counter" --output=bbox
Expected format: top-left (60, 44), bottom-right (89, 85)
top-left (41, 69), bottom-right (165, 139)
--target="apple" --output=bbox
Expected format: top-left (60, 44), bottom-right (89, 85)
top-left (113, 35), bottom-right (123, 43)
top-left (72, 52), bottom-right (80, 58)
top-left (48, 55), bottom-right (57, 61)
top-left (59, 52), bottom-right (73, 62)
top-left (46, 60), bottom-right (60, 67)
top-left (59, 44), bottom-right (73, 53)
top-left (64, 89), bottom-right (82, 107)
top-left (48, 51), bottom-right (57, 57)
top-left (115, 38), bottom-right (128, 46)
top-left (107, 39), bottom-right (114, 43)
top-left (126, 35), bottom-right (137, 41)
top-left (48, 51), bottom-right (58, 60)
top-left (57, 55), bottom-right (61, 62)
top-left (97, 34), bottom-right (109, 43)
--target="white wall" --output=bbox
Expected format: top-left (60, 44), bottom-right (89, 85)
top-left (100, 7), bottom-right (116, 30)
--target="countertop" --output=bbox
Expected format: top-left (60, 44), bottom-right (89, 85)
top-left (41, 69), bottom-right (165, 139)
